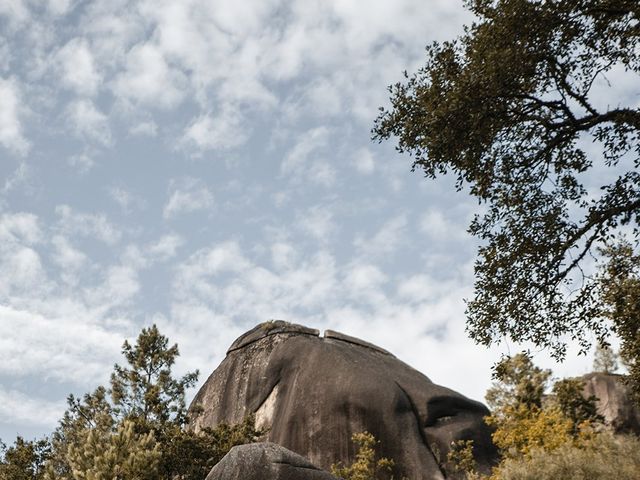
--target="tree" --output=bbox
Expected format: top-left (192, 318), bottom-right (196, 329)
top-left (551, 378), bottom-right (602, 435)
top-left (593, 344), bottom-right (619, 373)
top-left (46, 387), bottom-right (115, 479)
top-left (0, 437), bottom-right (51, 480)
top-left (484, 354), bottom-right (574, 458)
top-left (483, 354), bottom-right (603, 460)
top-left (330, 432), bottom-right (394, 480)
top-left (373, 0), bottom-right (640, 360)
top-left (110, 324), bottom-right (199, 430)
top-left (47, 420), bottom-right (160, 480)
top-left (485, 353), bottom-right (551, 416)
top-left (156, 415), bottom-right (264, 480)
top-left (598, 241), bottom-right (640, 401)
top-left (42, 325), bottom-right (263, 480)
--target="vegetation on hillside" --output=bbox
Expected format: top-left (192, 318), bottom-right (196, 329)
top-left (450, 352), bottom-right (639, 480)
top-left (0, 325), bottom-right (263, 480)
top-left (2, 330), bottom-right (639, 479)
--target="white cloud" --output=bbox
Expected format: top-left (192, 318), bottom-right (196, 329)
top-left (55, 205), bottom-right (122, 244)
top-left (0, 212), bottom-right (41, 244)
top-left (0, 0), bottom-right (30, 28)
top-left (270, 242), bottom-right (298, 271)
top-left (0, 305), bottom-right (124, 385)
top-left (51, 235), bottom-right (87, 272)
top-left (297, 205), bottom-right (335, 243)
top-left (166, 239), bottom-right (503, 402)
top-left (174, 242), bottom-right (250, 289)
top-left (420, 209), bottom-right (453, 240)
top-left (56, 38), bottom-right (101, 96)
top-left (148, 233), bottom-right (184, 261)
top-left (308, 161), bottom-right (336, 187)
top-left (108, 186), bottom-right (131, 210)
top-left (354, 214), bottom-right (407, 259)
top-left (342, 263), bottom-right (388, 306)
top-left (0, 77), bottom-right (29, 155)
top-left (180, 106), bottom-right (249, 154)
top-left (68, 151), bottom-right (95, 172)
top-left (352, 147), bottom-right (375, 174)
top-left (0, 387), bottom-right (65, 428)
top-left (163, 178), bottom-right (214, 219)
top-left (280, 127), bottom-right (336, 186)
top-left (47, 0), bottom-right (73, 16)
top-left (108, 186), bottom-right (145, 213)
top-left (83, 265), bottom-right (140, 310)
top-left (129, 120), bottom-right (158, 137)
top-left (66, 100), bottom-right (112, 146)
top-left (0, 246), bottom-right (44, 295)
top-left (281, 127), bottom-right (328, 175)
top-left (113, 42), bottom-right (186, 109)
top-left (302, 77), bottom-right (343, 117)
top-left (2, 162), bottom-right (30, 194)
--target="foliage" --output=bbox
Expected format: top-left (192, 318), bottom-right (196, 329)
top-left (110, 324), bottom-right (199, 429)
top-left (156, 416), bottom-right (264, 480)
top-left (331, 432), bottom-right (394, 480)
top-left (46, 387), bottom-right (114, 478)
top-left (0, 437), bottom-right (51, 480)
top-left (446, 439), bottom-right (477, 477)
top-left (38, 325), bottom-right (261, 480)
top-left (486, 405), bottom-right (574, 458)
top-left (483, 354), bottom-right (602, 460)
top-left (485, 353), bottom-right (551, 415)
top-left (599, 241), bottom-right (640, 402)
top-left (373, 0), bottom-right (640, 360)
top-left (476, 355), bottom-right (630, 480)
top-left (551, 378), bottom-right (602, 434)
top-left (593, 343), bottom-right (619, 373)
top-left (45, 420), bottom-right (160, 480)
top-left (490, 432), bottom-right (640, 480)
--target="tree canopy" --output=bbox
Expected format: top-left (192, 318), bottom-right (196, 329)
top-left (39, 325), bottom-right (263, 480)
top-left (374, 0), bottom-right (640, 360)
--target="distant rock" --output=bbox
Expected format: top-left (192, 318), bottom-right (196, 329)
top-left (581, 372), bottom-right (640, 435)
top-left (205, 442), bottom-right (338, 480)
top-left (190, 321), bottom-right (497, 479)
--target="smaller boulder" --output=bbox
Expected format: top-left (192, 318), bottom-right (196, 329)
top-left (205, 442), bottom-right (339, 480)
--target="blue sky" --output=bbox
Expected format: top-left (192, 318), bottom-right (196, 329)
top-left (0, 0), bottom-right (610, 442)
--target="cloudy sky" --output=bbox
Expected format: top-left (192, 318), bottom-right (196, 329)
top-left (0, 0), bottom-right (606, 442)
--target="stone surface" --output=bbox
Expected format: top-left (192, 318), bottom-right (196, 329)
top-left (205, 442), bottom-right (338, 480)
top-left (190, 321), bottom-right (497, 479)
top-left (581, 372), bottom-right (640, 435)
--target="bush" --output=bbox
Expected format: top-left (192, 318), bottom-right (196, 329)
top-left (331, 432), bottom-right (394, 480)
top-left (491, 432), bottom-right (640, 480)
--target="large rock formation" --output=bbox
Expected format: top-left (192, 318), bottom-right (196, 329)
top-left (190, 321), bottom-right (497, 480)
top-left (581, 372), bottom-right (640, 435)
top-left (205, 443), bottom-right (338, 480)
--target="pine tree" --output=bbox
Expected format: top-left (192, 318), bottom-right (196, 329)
top-left (110, 324), bottom-right (199, 429)
top-left (51, 420), bottom-right (160, 480)
top-left (43, 325), bottom-right (263, 480)
top-left (0, 437), bottom-right (51, 480)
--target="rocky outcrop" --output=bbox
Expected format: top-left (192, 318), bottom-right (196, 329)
top-left (581, 372), bottom-right (640, 435)
top-left (190, 321), bottom-right (497, 479)
top-left (205, 443), bottom-right (338, 480)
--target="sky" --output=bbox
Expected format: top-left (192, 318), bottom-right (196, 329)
top-left (0, 0), bottom-right (615, 442)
